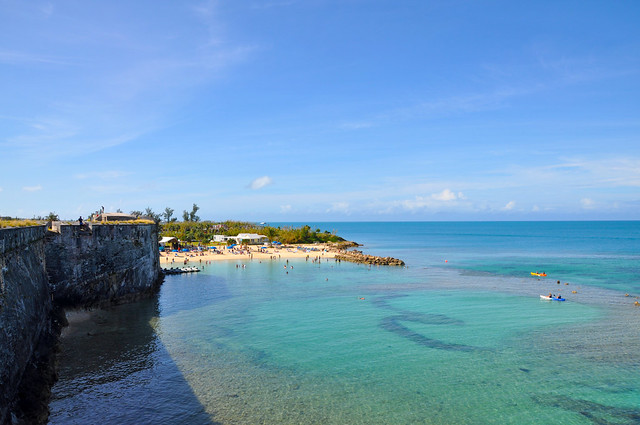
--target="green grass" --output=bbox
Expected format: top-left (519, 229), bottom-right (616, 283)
top-left (0, 219), bottom-right (41, 228)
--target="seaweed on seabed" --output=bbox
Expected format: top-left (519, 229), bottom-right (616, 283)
top-left (532, 394), bottom-right (640, 424)
top-left (380, 313), bottom-right (479, 353)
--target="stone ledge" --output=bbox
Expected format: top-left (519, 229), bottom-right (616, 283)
top-left (335, 250), bottom-right (405, 266)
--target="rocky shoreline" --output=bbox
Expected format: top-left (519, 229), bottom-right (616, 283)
top-left (335, 250), bottom-right (405, 266)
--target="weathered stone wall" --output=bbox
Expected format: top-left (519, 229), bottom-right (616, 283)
top-left (45, 223), bottom-right (163, 308)
top-left (0, 226), bottom-right (53, 424)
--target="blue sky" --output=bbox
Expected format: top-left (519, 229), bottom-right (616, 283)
top-left (1, 1), bottom-right (639, 221)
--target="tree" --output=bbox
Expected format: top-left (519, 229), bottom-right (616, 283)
top-left (144, 207), bottom-right (161, 224)
top-left (46, 212), bottom-right (59, 221)
top-left (182, 210), bottom-right (190, 221)
top-left (130, 210), bottom-right (143, 218)
top-left (163, 207), bottom-right (174, 223)
top-left (263, 226), bottom-right (277, 242)
top-left (189, 203), bottom-right (200, 222)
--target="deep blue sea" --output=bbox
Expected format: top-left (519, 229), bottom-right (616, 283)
top-left (49, 221), bottom-right (640, 424)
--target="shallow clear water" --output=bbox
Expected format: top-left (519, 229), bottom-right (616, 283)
top-left (49, 222), bottom-right (640, 424)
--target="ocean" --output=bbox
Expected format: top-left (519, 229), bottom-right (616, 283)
top-left (48, 221), bottom-right (640, 424)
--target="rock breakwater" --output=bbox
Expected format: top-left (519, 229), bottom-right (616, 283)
top-left (335, 250), bottom-right (405, 266)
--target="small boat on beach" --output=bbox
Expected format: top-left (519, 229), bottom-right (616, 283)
top-left (163, 267), bottom-right (201, 275)
top-left (540, 295), bottom-right (565, 301)
top-left (531, 272), bottom-right (547, 277)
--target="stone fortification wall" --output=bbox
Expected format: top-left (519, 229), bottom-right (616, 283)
top-left (0, 226), bottom-right (54, 425)
top-left (45, 223), bottom-right (163, 308)
top-left (1, 223), bottom-right (163, 424)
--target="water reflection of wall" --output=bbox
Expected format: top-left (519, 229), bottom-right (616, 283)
top-left (49, 297), bottom-right (216, 424)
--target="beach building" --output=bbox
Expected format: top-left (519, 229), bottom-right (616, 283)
top-left (235, 233), bottom-right (269, 245)
top-left (213, 235), bottom-right (234, 243)
top-left (159, 236), bottom-right (178, 249)
top-left (212, 233), bottom-right (269, 245)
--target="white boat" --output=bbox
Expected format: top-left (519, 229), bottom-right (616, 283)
top-left (540, 295), bottom-right (565, 302)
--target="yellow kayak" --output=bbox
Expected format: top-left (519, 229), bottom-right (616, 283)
top-left (531, 272), bottom-right (547, 277)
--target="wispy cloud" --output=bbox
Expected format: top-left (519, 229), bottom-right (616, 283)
top-left (532, 46), bottom-right (637, 86)
top-left (399, 189), bottom-right (468, 211)
top-left (74, 170), bottom-right (131, 180)
top-left (22, 185), bottom-right (42, 192)
top-left (327, 202), bottom-right (350, 214)
top-left (40, 3), bottom-right (54, 17)
top-left (4, 116), bottom-right (146, 157)
top-left (0, 49), bottom-right (73, 66)
top-left (339, 121), bottom-right (375, 130)
top-left (3, 2), bottom-right (257, 160)
top-left (580, 198), bottom-right (595, 209)
top-left (250, 1), bottom-right (297, 10)
top-left (6, 118), bottom-right (79, 148)
top-left (373, 86), bottom-right (536, 125)
top-left (502, 201), bottom-right (516, 211)
top-left (500, 157), bottom-right (640, 190)
top-left (249, 176), bottom-right (273, 190)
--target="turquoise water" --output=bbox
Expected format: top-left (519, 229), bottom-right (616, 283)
top-left (49, 222), bottom-right (640, 424)
top-left (298, 221), bottom-right (640, 293)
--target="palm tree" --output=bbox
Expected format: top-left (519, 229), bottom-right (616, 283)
top-left (263, 226), bottom-right (277, 243)
top-left (163, 207), bottom-right (174, 223)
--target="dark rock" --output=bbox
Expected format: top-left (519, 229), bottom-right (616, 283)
top-left (335, 250), bottom-right (405, 266)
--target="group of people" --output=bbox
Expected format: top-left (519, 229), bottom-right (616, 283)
top-left (547, 293), bottom-right (563, 299)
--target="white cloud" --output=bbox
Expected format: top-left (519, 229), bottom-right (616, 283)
top-left (431, 189), bottom-right (462, 201)
top-left (327, 202), bottom-right (350, 213)
top-left (280, 204), bottom-right (292, 213)
top-left (401, 197), bottom-right (431, 210)
top-left (249, 176), bottom-right (273, 190)
top-left (502, 201), bottom-right (516, 211)
top-left (400, 189), bottom-right (468, 211)
top-left (23, 185), bottom-right (42, 192)
top-left (581, 198), bottom-right (595, 209)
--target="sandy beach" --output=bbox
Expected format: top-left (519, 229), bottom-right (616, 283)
top-left (160, 244), bottom-right (339, 265)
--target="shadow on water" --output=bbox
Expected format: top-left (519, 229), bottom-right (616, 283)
top-left (532, 395), bottom-right (640, 425)
top-left (48, 295), bottom-right (220, 425)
